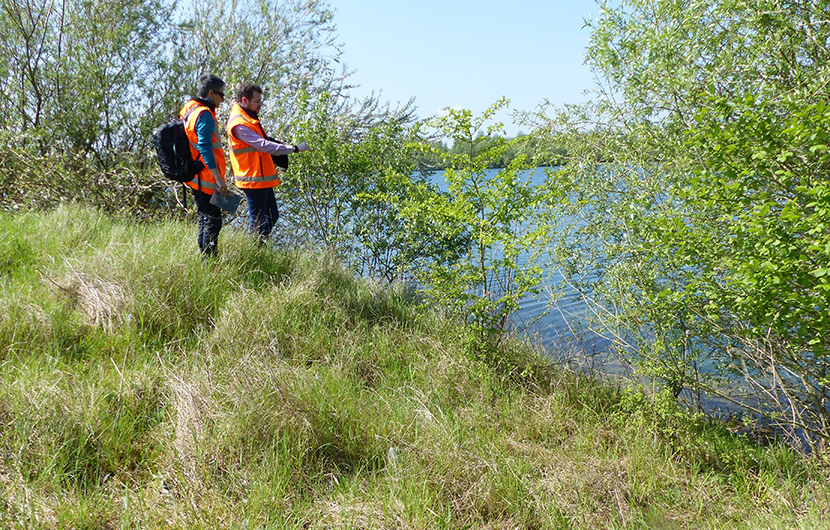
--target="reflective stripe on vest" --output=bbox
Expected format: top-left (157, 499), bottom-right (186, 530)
top-left (226, 102), bottom-right (280, 190)
top-left (231, 146), bottom-right (259, 155)
top-left (235, 174), bottom-right (279, 183)
top-left (190, 140), bottom-right (224, 151)
top-left (189, 177), bottom-right (218, 190)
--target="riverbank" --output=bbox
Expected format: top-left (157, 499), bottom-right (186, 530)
top-left (1, 205), bottom-right (827, 529)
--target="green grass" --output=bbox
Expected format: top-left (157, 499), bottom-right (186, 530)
top-left (1, 204), bottom-right (828, 529)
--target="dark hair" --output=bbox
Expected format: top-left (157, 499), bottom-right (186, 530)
top-left (197, 74), bottom-right (225, 98)
top-left (235, 81), bottom-right (263, 102)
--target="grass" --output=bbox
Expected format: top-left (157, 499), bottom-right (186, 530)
top-left (0, 204), bottom-right (828, 529)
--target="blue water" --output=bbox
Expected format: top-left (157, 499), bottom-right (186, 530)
top-left (425, 166), bottom-right (617, 368)
top-left (426, 168), bottom-right (830, 446)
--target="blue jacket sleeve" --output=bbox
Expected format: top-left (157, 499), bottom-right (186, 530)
top-left (194, 112), bottom-right (218, 169)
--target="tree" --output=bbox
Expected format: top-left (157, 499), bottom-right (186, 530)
top-left (278, 91), bottom-right (457, 284)
top-left (176, 0), bottom-right (349, 133)
top-left (527, 0), bottom-right (830, 449)
top-left (0, 0), bottom-right (357, 214)
top-left (0, 0), bottom-right (178, 211)
top-left (0, 0), bottom-right (177, 151)
top-left (404, 99), bottom-right (552, 345)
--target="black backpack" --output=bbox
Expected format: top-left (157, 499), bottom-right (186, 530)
top-left (152, 106), bottom-right (205, 183)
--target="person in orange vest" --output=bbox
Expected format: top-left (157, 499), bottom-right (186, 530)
top-left (226, 81), bottom-right (309, 242)
top-left (181, 73), bottom-right (230, 256)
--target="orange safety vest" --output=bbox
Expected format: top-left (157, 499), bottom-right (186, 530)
top-left (181, 99), bottom-right (226, 195)
top-left (226, 102), bottom-right (281, 189)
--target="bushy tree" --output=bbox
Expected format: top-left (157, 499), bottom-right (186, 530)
top-left (528, 0), bottom-right (830, 448)
top-left (176, 0), bottom-right (348, 132)
top-left (277, 91), bottom-right (467, 283)
top-left (0, 0), bottom-right (177, 211)
top-left (403, 100), bottom-right (552, 344)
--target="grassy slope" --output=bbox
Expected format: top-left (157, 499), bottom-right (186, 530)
top-left (0, 204), bottom-right (828, 529)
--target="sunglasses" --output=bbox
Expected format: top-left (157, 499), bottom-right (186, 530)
top-left (214, 89), bottom-right (225, 99)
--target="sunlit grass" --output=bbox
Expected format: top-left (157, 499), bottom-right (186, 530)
top-left (1, 204), bottom-right (827, 529)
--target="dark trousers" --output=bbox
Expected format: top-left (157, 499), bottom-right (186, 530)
top-left (192, 188), bottom-right (223, 256)
top-left (243, 187), bottom-right (279, 242)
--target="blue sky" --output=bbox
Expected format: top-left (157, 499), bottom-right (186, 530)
top-left (330, 0), bottom-right (601, 136)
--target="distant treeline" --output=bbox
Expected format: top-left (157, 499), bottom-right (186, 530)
top-left (419, 133), bottom-right (567, 170)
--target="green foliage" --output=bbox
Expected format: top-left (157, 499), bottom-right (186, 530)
top-left (423, 131), bottom-right (545, 170)
top-left (401, 100), bottom-right (552, 343)
top-left (614, 386), bottom-right (810, 487)
top-left (530, 0), bottom-right (830, 447)
top-left (279, 91), bottom-right (458, 282)
top-left (0, 0), bottom-right (349, 214)
top-left (0, 0), bottom-right (184, 213)
top-left (0, 0), bottom-right (175, 153)
top-left (685, 97), bottom-right (830, 352)
top-left (180, 0), bottom-right (346, 131)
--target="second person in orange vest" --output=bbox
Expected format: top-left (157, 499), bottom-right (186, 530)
top-left (181, 73), bottom-right (230, 256)
top-left (227, 81), bottom-right (309, 243)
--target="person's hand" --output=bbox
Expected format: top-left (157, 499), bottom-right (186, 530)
top-left (211, 168), bottom-right (228, 194)
top-left (296, 141), bottom-right (310, 152)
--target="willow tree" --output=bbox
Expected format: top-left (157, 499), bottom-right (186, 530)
top-left (530, 0), bottom-right (830, 449)
top-left (0, 0), bottom-right (177, 210)
top-left (174, 0), bottom-right (350, 135)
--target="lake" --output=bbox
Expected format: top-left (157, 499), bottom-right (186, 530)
top-left (425, 167), bottom-right (828, 447)
top-left (426, 166), bottom-right (618, 371)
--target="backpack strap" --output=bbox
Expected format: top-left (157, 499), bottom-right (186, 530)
top-left (182, 104), bottom-right (201, 123)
